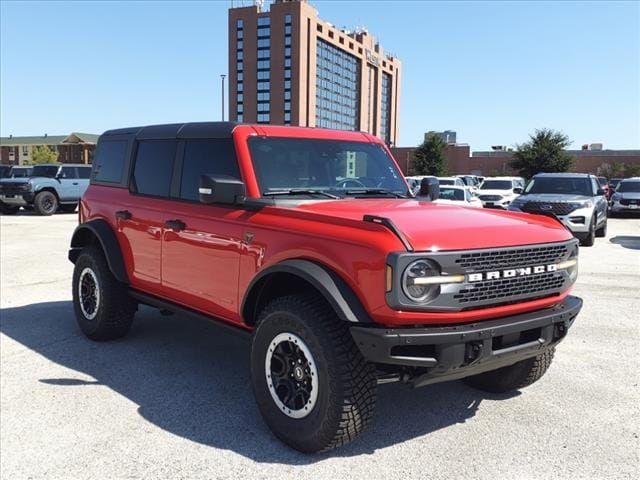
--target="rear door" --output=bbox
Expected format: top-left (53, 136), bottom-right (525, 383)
top-left (118, 140), bottom-right (178, 294)
top-left (160, 138), bottom-right (245, 321)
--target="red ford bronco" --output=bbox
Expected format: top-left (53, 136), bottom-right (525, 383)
top-left (69, 123), bottom-right (582, 452)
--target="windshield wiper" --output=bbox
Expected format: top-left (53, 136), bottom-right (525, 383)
top-left (344, 188), bottom-right (406, 198)
top-left (263, 189), bottom-right (340, 199)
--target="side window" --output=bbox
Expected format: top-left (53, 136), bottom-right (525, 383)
top-left (591, 178), bottom-right (599, 195)
top-left (179, 139), bottom-right (240, 201)
top-left (61, 166), bottom-right (77, 179)
top-left (77, 167), bottom-right (91, 179)
top-left (131, 140), bottom-right (177, 197)
top-left (94, 140), bottom-right (128, 183)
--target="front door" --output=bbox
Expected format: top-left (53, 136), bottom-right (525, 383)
top-left (58, 166), bottom-right (80, 200)
top-left (160, 138), bottom-right (245, 322)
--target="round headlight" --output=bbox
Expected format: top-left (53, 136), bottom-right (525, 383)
top-left (402, 259), bottom-right (441, 303)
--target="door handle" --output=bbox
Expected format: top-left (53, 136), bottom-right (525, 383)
top-left (165, 219), bottom-right (186, 231)
top-left (115, 210), bottom-right (132, 220)
top-left (73, 182), bottom-right (79, 185)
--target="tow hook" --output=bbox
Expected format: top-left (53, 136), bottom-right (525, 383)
top-left (464, 341), bottom-right (484, 366)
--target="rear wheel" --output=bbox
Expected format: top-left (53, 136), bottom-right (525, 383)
top-left (0, 202), bottom-right (19, 215)
top-left (72, 246), bottom-right (136, 341)
top-left (33, 191), bottom-right (58, 215)
top-left (596, 215), bottom-right (607, 237)
top-left (463, 348), bottom-right (555, 393)
top-left (250, 294), bottom-right (377, 453)
top-left (580, 215), bottom-right (596, 246)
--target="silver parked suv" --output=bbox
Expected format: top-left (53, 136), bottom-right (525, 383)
top-left (609, 177), bottom-right (640, 216)
top-left (508, 173), bottom-right (608, 246)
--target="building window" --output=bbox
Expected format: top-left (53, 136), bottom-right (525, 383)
top-left (236, 51), bottom-right (243, 61)
top-left (257, 81), bottom-right (270, 91)
top-left (257, 38), bottom-right (270, 48)
top-left (257, 16), bottom-right (270, 26)
top-left (379, 73), bottom-right (392, 144)
top-left (257, 113), bottom-right (270, 123)
top-left (257, 59), bottom-right (270, 70)
top-left (237, 103), bottom-right (243, 113)
top-left (257, 103), bottom-right (270, 113)
top-left (328, 30), bottom-right (334, 39)
top-left (317, 24), bottom-right (322, 33)
top-left (237, 40), bottom-right (243, 50)
top-left (257, 70), bottom-right (270, 80)
top-left (257, 27), bottom-right (270, 38)
top-left (237, 114), bottom-right (244, 122)
top-left (237, 82), bottom-right (243, 93)
top-left (284, 58), bottom-right (291, 68)
top-left (285, 47), bottom-right (291, 57)
top-left (237, 93), bottom-right (243, 102)
top-left (257, 49), bottom-right (270, 59)
top-left (237, 61), bottom-right (243, 72)
top-left (284, 90), bottom-right (291, 101)
top-left (284, 69), bottom-right (291, 79)
top-left (237, 72), bottom-right (243, 82)
top-left (284, 101), bottom-right (291, 111)
top-left (285, 14), bottom-right (292, 25)
top-left (285, 25), bottom-right (292, 35)
top-left (258, 92), bottom-right (270, 101)
top-left (284, 36), bottom-right (291, 46)
top-left (285, 80), bottom-right (291, 90)
top-left (236, 19), bottom-right (243, 29)
top-left (22, 146), bottom-right (29, 156)
top-left (315, 38), bottom-right (360, 131)
top-left (237, 29), bottom-right (243, 40)
top-left (284, 112), bottom-right (291, 123)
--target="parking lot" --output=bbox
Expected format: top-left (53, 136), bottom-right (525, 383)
top-left (1, 212), bottom-right (638, 479)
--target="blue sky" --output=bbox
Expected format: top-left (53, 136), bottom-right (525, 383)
top-left (1, 0), bottom-right (638, 150)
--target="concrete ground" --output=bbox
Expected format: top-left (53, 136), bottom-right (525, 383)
top-left (1, 212), bottom-right (639, 480)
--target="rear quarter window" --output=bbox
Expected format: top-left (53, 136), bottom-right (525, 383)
top-left (93, 140), bottom-right (128, 184)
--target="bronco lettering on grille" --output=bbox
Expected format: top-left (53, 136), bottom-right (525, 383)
top-left (467, 264), bottom-right (558, 282)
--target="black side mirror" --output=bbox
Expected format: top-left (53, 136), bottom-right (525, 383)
top-left (199, 175), bottom-right (246, 205)
top-left (596, 188), bottom-right (605, 196)
top-left (513, 187), bottom-right (523, 194)
top-left (419, 177), bottom-right (439, 201)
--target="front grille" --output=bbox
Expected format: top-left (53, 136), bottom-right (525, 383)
top-left (620, 199), bottom-right (639, 206)
top-left (479, 195), bottom-right (502, 201)
top-left (454, 272), bottom-right (565, 304)
top-left (0, 183), bottom-right (30, 195)
top-left (455, 244), bottom-right (569, 271)
top-left (522, 201), bottom-right (579, 216)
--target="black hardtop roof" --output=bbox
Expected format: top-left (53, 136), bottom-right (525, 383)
top-left (101, 122), bottom-right (238, 141)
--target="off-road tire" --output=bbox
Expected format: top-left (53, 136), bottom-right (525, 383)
top-left (0, 202), bottom-right (19, 215)
top-left (251, 294), bottom-right (377, 453)
top-left (33, 191), bottom-right (58, 216)
top-left (463, 347), bottom-right (555, 393)
top-left (60, 204), bottom-right (77, 213)
top-left (72, 246), bottom-right (136, 341)
top-left (595, 216), bottom-right (607, 237)
top-left (580, 216), bottom-right (596, 246)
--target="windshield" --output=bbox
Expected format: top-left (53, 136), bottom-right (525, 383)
top-left (438, 179), bottom-right (455, 185)
top-left (616, 181), bottom-right (640, 193)
top-left (438, 187), bottom-right (465, 201)
top-left (610, 179), bottom-right (621, 188)
top-left (481, 180), bottom-right (512, 190)
top-left (598, 177), bottom-right (607, 186)
top-left (0, 165), bottom-right (11, 178)
top-left (248, 138), bottom-right (407, 197)
top-left (524, 177), bottom-right (592, 196)
top-left (11, 167), bottom-right (32, 178)
top-left (31, 165), bottom-right (59, 177)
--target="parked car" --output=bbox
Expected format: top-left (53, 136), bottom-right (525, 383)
top-left (436, 176), bottom-right (466, 188)
top-left (455, 175), bottom-right (480, 193)
top-left (608, 178), bottom-right (623, 196)
top-left (69, 122), bottom-right (582, 453)
top-left (508, 173), bottom-right (608, 246)
top-left (433, 185), bottom-right (482, 208)
top-left (0, 165), bottom-right (12, 178)
top-left (597, 176), bottom-right (610, 199)
top-left (0, 163), bottom-right (92, 215)
top-left (477, 177), bottom-right (523, 209)
top-left (405, 175), bottom-right (423, 195)
top-left (609, 177), bottom-right (640, 216)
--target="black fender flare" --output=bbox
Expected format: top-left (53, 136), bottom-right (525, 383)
top-left (241, 259), bottom-right (373, 325)
top-left (68, 219), bottom-right (129, 284)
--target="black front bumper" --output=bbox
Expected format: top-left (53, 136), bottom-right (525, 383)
top-left (350, 295), bottom-right (582, 387)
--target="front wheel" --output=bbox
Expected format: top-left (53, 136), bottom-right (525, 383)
top-left (250, 294), bottom-right (377, 453)
top-left (580, 215), bottom-right (596, 246)
top-left (72, 246), bottom-right (136, 341)
top-left (463, 348), bottom-right (555, 393)
top-left (33, 191), bottom-right (58, 215)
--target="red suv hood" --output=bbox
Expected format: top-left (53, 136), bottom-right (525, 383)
top-left (292, 199), bottom-right (572, 251)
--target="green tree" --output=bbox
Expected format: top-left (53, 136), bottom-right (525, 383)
top-left (510, 129), bottom-right (573, 179)
top-left (410, 133), bottom-right (447, 176)
top-left (28, 145), bottom-right (59, 165)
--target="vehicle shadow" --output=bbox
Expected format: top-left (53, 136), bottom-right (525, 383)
top-left (0, 301), bottom-right (508, 463)
top-left (609, 235), bottom-right (640, 250)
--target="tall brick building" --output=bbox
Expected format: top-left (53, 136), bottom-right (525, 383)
top-left (228, 0), bottom-right (401, 145)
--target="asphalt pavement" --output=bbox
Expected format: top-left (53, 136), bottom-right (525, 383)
top-left (1, 212), bottom-right (639, 479)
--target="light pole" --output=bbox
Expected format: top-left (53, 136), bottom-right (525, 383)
top-left (220, 74), bottom-right (226, 121)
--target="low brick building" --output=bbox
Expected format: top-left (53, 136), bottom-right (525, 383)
top-left (0, 132), bottom-right (99, 166)
top-left (391, 145), bottom-right (640, 176)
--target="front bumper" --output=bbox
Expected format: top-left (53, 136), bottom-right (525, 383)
top-left (609, 201), bottom-right (640, 213)
top-left (0, 193), bottom-right (33, 206)
top-left (350, 295), bottom-right (582, 388)
top-left (480, 197), bottom-right (512, 209)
